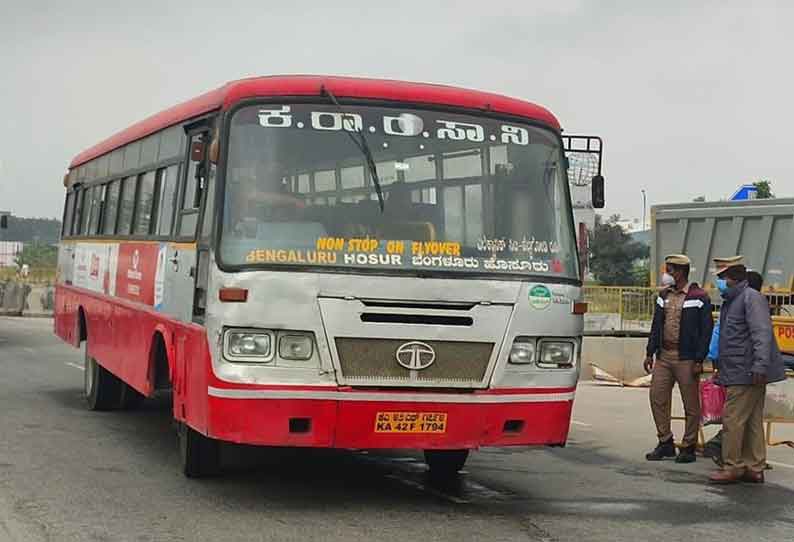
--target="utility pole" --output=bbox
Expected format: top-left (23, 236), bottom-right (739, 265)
top-left (641, 189), bottom-right (647, 231)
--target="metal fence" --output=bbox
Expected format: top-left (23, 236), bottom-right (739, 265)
top-left (583, 286), bottom-right (657, 333)
top-left (584, 285), bottom-right (793, 333)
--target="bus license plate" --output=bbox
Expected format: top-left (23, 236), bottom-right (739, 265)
top-left (374, 412), bottom-right (447, 433)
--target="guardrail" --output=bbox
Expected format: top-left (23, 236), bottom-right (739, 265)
top-left (583, 286), bottom-right (657, 333)
top-left (584, 285), bottom-right (794, 349)
top-left (0, 267), bottom-right (56, 285)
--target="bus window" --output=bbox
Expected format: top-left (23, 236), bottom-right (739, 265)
top-left (71, 189), bottom-right (84, 236)
top-left (134, 171), bottom-right (157, 235)
top-left (117, 176), bottom-right (137, 235)
top-left (157, 165), bottom-right (179, 236)
top-left (88, 185), bottom-right (103, 234)
top-left (102, 180), bottom-right (120, 235)
top-left (159, 125), bottom-right (185, 161)
top-left (182, 133), bottom-right (205, 210)
top-left (62, 192), bottom-right (75, 238)
top-left (178, 213), bottom-right (198, 238)
top-left (79, 188), bottom-right (93, 234)
top-left (176, 131), bottom-right (207, 238)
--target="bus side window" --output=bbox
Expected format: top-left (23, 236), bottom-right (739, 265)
top-left (117, 176), bottom-right (137, 236)
top-left (72, 188), bottom-right (84, 236)
top-left (88, 185), bottom-right (103, 235)
top-left (79, 188), bottom-right (93, 235)
top-left (176, 131), bottom-right (207, 238)
top-left (62, 192), bottom-right (75, 238)
top-left (156, 165), bottom-right (179, 236)
top-left (102, 180), bottom-right (121, 235)
top-left (133, 171), bottom-right (157, 235)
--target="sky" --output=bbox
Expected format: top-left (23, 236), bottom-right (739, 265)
top-left (1, 0), bottom-right (792, 221)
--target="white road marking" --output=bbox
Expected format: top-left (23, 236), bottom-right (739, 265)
top-left (767, 460), bottom-right (794, 470)
top-left (571, 420), bottom-right (592, 427)
top-left (65, 362), bottom-right (85, 371)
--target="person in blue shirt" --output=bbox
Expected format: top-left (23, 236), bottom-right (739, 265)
top-left (702, 270), bottom-right (764, 465)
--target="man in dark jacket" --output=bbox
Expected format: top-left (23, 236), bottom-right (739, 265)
top-left (702, 270), bottom-right (764, 465)
top-left (644, 254), bottom-right (714, 463)
top-left (708, 256), bottom-right (787, 484)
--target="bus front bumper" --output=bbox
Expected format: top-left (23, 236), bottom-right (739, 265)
top-left (205, 386), bottom-right (575, 449)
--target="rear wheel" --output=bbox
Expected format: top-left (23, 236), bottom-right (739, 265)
top-left (424, 449), bottom-right (469, 477)
top-left (83, 342), bottom-right (123, 411)
top-left (177, 422), bottom-right (220, 478)
top-left (119, 383), bottom-right (146, 410)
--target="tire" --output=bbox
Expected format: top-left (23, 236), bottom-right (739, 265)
top-left (424, 449), bottom-right (469, 478)
top-left (84, 342), bottom-right (123, 411)
top-left (119, 383), bottom-right (146, 410)
top-left (178, 422), bottom-right (220, 478)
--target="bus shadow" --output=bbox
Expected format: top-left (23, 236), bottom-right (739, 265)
top-left (43, 385), bottom-right (489, 508)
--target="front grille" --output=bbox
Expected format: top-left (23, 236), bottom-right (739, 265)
top-left (334, 338), bottom-right (494, 387)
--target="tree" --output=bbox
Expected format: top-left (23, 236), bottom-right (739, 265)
top-left (753, 180), bottom-right (774, 199)
top-left (14, 242), bottom-right (58, 268)
top-left (589, 215), bottom-right (649, 285)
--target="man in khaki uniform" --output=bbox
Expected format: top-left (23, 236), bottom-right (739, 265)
top-left (644, 254), bottom-right (713, 463)
top-left (708, 256), bottom-right (786, 484)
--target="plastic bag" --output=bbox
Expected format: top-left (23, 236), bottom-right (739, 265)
top-left (700, 378), bottom-right (726, 426)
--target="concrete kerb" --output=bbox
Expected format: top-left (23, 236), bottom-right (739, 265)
top-left (0, 280), bottom-right (54, 317)
top-left (580, 336), bottom-right (649, 382)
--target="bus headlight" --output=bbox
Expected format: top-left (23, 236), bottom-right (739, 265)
top-left (538, 341), bottom-right (575, 368)
top-left (509, 337), bottom-right (536, 364)
top-left (224, 329), bottom-right (274, 362)
top-left (279, 333), bottom-right (314, 361)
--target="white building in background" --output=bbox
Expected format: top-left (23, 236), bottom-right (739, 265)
top-left (570, 184), bottom-right (595, 234)
top-left (615, 217), bottom-right (646, 233)
top-left (0, 241), bottom-right (23, 267)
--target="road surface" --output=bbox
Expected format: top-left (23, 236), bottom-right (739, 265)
top-left (1, 316), bottom-right (794, 542)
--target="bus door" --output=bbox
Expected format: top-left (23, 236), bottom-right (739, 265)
top-left (162, 128), bottom-right (211, 323)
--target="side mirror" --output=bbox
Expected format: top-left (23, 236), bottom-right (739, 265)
top-left (0, 214), bottom-right (8, 229)
top-left (591, 175), bottom-right (605, 209)
top-left (190, 141), bottom-right (206, 162)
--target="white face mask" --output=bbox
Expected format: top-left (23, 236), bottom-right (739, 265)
top-left (661, 273), bottom-right (675, 287)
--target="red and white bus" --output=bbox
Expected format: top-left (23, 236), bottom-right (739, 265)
top-left (55, 75), bottom-right (604, 477)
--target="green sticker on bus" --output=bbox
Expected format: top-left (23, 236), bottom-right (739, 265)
top-left (529, 284), bottom-right (552, 310)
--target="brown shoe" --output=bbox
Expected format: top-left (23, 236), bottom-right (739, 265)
top-left (708, 468), bottom-right (745, 484)
top-left (741, 470), bottom-right (765, 484)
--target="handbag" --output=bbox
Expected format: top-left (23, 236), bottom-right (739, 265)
top-left (700, 377), bottom-right (726, 426)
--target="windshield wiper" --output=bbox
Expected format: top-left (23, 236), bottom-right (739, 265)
top-left (321, 85), bottom-right (385, 212)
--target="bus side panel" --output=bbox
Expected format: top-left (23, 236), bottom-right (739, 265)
top-left (173, 324), bottom-right (212, 434)
top-left (54, 282), bottom-right (211, 432)
top-left (54, 284), bottom-right (78, 346)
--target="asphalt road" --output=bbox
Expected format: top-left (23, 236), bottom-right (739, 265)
top-left (2, 316), bottom-right (794, 542)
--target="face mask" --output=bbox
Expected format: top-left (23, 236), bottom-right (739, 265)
top-left (661, 273), bottom-right (675, 288)
top-left (716, 278), bottom-right (728, 294)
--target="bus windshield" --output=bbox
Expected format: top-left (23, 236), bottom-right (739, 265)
top-left (219, 103), bottom-right (578, 279)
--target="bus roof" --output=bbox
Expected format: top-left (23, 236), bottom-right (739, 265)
top-left (69, 75), bottom-right (561, 169)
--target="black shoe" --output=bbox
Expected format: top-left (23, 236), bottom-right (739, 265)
top-left (675, 446), bottom-right (697, 464)
top-left (646, 438), bottom-right (676, 461)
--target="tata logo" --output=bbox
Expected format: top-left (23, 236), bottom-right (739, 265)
top-left (395, 341), bottom-right (436, 370)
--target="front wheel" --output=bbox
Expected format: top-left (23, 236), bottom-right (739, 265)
top-left (424, 449), bottom-right (469, 478)
top-left (84, 343), bottom-right (122, 411)
top-left (177, 422), bottom-right (220, 478)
